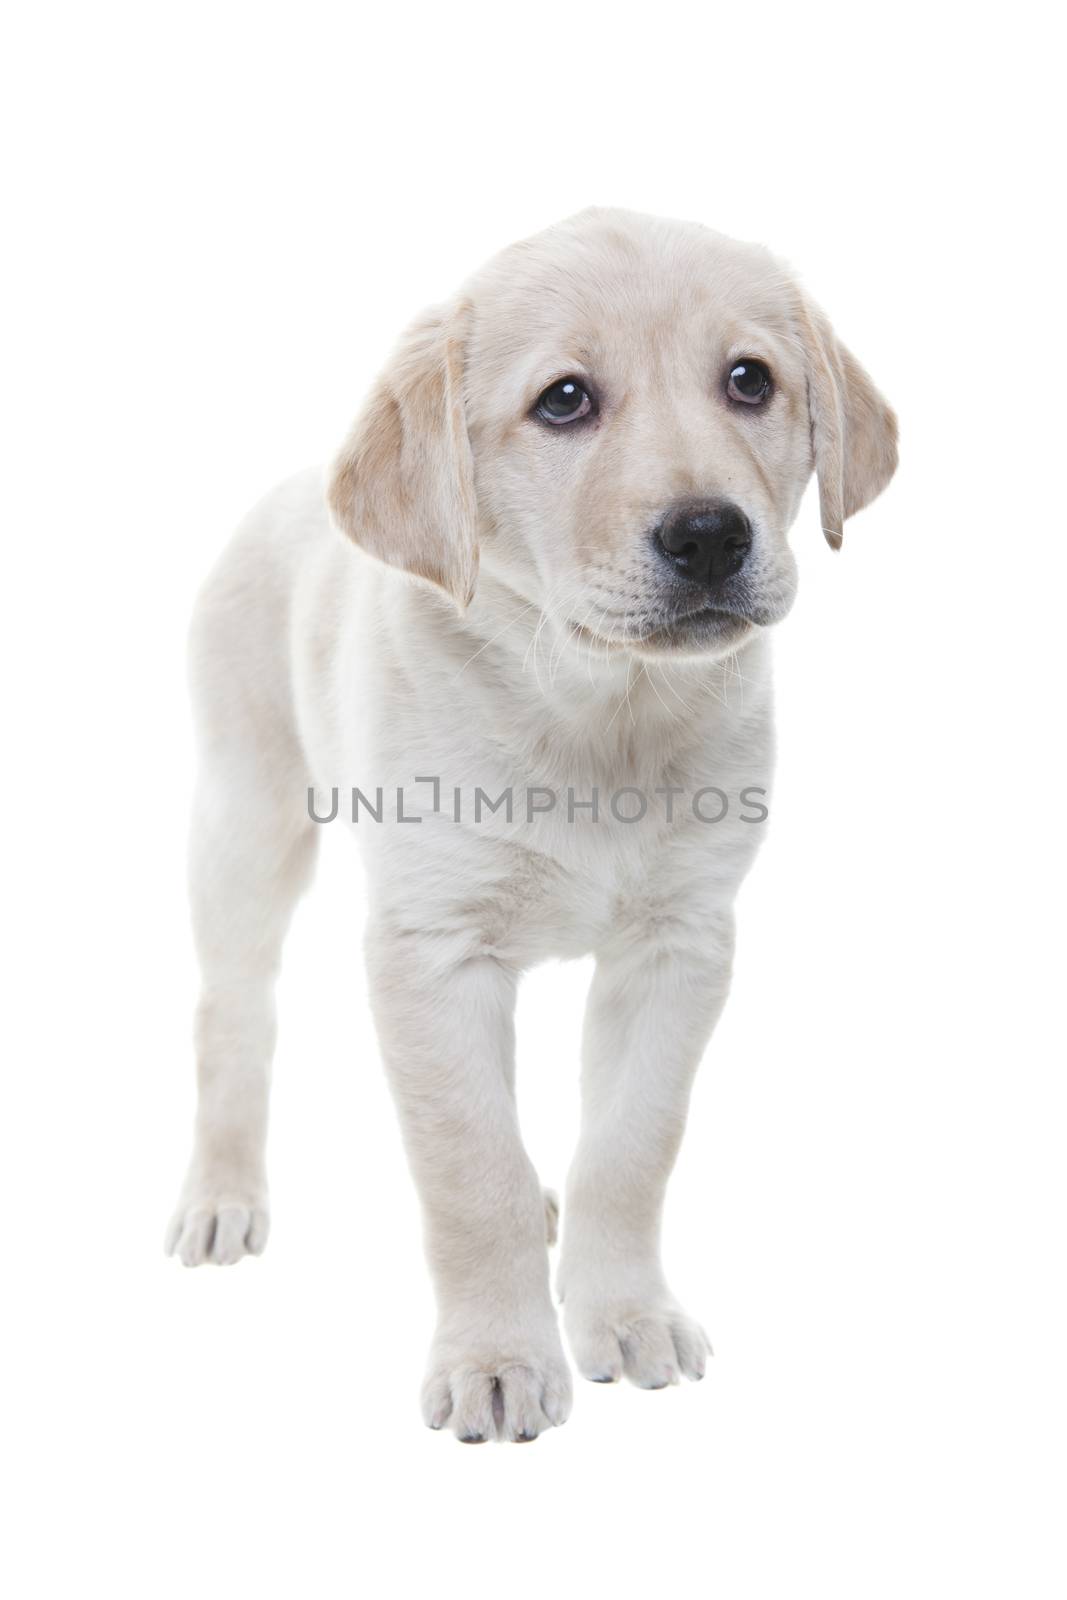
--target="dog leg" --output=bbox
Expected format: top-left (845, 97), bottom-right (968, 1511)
top-left (367, 931), bottom-right (571, 1442)
top-left (165, 539), bottom-right (319, 1274)
top-left (165, 772), bottom-right (317, 1266)
top-left (558, 914), bottom-right (734, 1387)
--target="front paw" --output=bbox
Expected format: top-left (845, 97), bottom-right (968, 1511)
top-left (422, 1316), bottom-right (572, 1443)
top-left (563, 1291), bottom-right (710, 1389)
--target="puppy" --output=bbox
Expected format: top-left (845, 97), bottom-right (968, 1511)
top-left (166, 208), bottom-right (897, 1442)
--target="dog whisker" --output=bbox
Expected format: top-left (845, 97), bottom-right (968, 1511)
top-left (636, 661), bottom-right (680, 722)
top-left (455, 600), bottom-right (540, 676)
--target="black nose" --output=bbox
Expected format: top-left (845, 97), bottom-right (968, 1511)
top-left (656, 500), bottom-right (752, 585)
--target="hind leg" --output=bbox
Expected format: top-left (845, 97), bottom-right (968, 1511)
top-left (165, 536), bottom-right (321, 1268)
top-left (165, 761), bottom-right (318, 1266)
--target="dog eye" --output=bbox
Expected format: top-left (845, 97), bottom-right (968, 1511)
top-left (535, 378), bottom-right (593, 425)
top-left (726, 359), bottom-right (772, 406)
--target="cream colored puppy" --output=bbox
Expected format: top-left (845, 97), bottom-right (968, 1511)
top-left (166, 209), bottom-right (897, 1443)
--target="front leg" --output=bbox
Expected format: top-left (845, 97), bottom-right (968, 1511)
top-left (558, 912), bottom-right (734, 1388)
top-left (367, 926), bottom-right (571, 1442)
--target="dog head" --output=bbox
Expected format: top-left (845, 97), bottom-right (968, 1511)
top-left (328, 208), bottom-right (897, 659)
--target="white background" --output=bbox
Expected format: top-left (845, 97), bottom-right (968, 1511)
top-left (3, 3), bottom-right (1064, 1595)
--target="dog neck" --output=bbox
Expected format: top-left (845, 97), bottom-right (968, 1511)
top-left (400, 568), bottom-right (772, 787)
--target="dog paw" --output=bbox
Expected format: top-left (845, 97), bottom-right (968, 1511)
top-left (422, 1322), bottom-right (573, 1442)
top-left (164, 1194), bottom-right (270, 1266)
top-left (564, 1295), bottom-right (710, 1388)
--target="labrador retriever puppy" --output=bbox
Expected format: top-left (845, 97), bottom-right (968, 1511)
top-left (166, 208), bottom-right (897, 1442)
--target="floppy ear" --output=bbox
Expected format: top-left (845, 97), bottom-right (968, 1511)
top-left (796, 295), bottom-right (898, 550)
top-left (327, 299), bottom-right (478, 607)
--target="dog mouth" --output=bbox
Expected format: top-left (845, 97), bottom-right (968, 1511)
top-left (634, 606), bottom-right (756, 653)
top-left (568, 604), bottom-right (757, 654)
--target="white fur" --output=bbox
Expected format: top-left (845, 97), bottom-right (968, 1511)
top-left (166, 209), bottom-right (896, 1442)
